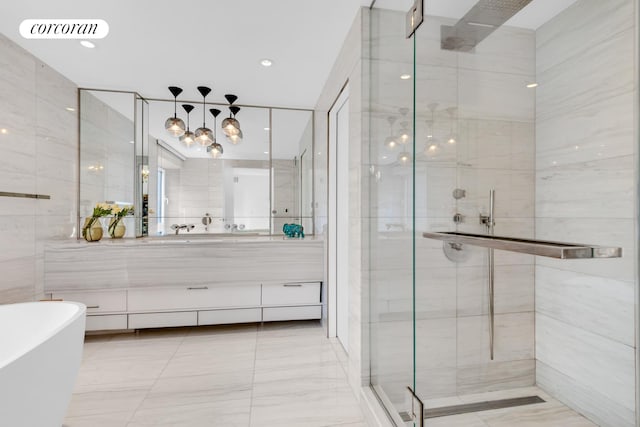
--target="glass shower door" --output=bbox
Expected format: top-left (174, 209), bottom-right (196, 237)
top-left (368, 4), bottom-right (416, 424)
top-left (411, 0), bottom-right (538, 420)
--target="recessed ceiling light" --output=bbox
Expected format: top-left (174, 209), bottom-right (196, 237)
top-left (264, 127), bottom-right (270, 131)
top-left (400, 74), bottom-right (411, 80)
top-left (264, 151), bottom-right (269, 154)
top-left (526, 82), bottom-right (538, 88)
top-left (129, 140), bottom-right (135, 144)
top-left (65, 107), bottom-right (76, 112)
top-left (260, 59), bottom-right (273, 67)
top-left (80, 40), bottom-right (95, 49)
top-left (382, 156), bottom-right (387, 159)
top-left (0, 128), bottom-right (7, 134)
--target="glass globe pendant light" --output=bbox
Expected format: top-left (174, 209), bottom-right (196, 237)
top-left (207, 108), bottom-right (223, 158)
top-left (179, 104), bottom-right (196, 147)
top-left (221, 94), bottom-right (241, 137)
top-left (165, 86), bottom-right (185, 137)
top-left (445, 107), bottom-right (457, 144)
top-left (384, 116), bottom-right (398, 150)
top-left (397, 108), bottom-right (411, 145)
top-left (397, 150), bottom-right (412, 165)
top-left (226, 107), bottom-right (243, 144)
top-left (194, 86), bottom-right (214, 146)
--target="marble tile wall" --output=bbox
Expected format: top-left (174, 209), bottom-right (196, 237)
top-left (313, 6), bottom-right (369, 404)
top-left (0, 33), bottom-right (77, 304)
top-left (534, 0), bottom-right (637, 426)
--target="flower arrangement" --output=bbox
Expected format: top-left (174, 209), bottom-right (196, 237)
top-left (108, 205), bottom-right (134, 238)
top-left (82, 203), bottom-right (113, 241)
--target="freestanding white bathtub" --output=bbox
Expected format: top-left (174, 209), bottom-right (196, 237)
top-left (0, 301), bottom-right (86, 427)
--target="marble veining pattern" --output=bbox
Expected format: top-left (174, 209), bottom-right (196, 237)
top-left (44, 239), bottom-right (323, 291)
top-left (534, 1), bottom-right (637, 426)
top-left (64, 321), bottom-right (597, 427)
top-left (63, 321), bottom-right (367, 427)
top-left (0, 33), bottom-right (78, 304)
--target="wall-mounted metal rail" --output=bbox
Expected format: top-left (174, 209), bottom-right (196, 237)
top-left (423, 232), bottom-right (622, 259)
top-left (0, 191), bottom-right (50, 200)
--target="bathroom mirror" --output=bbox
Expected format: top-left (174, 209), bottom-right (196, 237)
top-left (78, 89), bottom-right (139, 237)
top-left (79, 89), bottom-right (314, 237)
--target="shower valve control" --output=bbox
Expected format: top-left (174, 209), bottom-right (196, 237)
top-left (479, 214), bottom-right (494, 227)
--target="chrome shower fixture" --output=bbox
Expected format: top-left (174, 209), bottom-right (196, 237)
top-left (441, 0), bottom-right (533, 52)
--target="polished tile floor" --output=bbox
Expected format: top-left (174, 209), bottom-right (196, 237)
top-left (64, 320), bottom-right (597, 427)
top-left (63, 320), bottom-right (368, 427)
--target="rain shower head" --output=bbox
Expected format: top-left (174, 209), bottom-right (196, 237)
top-left (441, 0), bottom-right (533, 52)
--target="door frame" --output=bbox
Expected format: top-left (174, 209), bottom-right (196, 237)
top-left (327, 81), bottom-right (350, 351)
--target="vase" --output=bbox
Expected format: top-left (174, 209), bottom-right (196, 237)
top-left (108, 218), bottom-right (126, 238)
top-left (82, 217), bottom-right (103, 242)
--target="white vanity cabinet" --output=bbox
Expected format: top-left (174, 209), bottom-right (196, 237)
top-left (50, 290), bottom-right (128, 331)
top-left (51, 281), bottom-right (322, 331)
top-left (44, 238), bottom-right (324, 331)
top-left (127, 285), bottom-right (262, 311)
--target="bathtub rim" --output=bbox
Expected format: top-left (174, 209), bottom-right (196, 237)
top-left (0, 301), bottom-right (86, 370)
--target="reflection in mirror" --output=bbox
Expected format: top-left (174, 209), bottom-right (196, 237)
top-left (79, 90), bottom-right (137, 238)
top-left (150, 101), bottom-right (271, 235)
top-left (271, 109), bottom-right (314, 235)
top-left (79, 90), bottom-right (314, 237)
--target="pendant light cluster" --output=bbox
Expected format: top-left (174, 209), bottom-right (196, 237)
top-left (163, 86), bottom-right (242, 158)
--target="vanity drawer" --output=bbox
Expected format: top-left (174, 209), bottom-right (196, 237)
top-left (51, 290), bottom-right (127, 314)
top-left (262, 282), bottom-right (321, 305)
top-left (86, 314), bottom-right (128, 331)
top-left (128, 311), bottom-right (197, 329)
top-left (128, 285), bottom-right (261, 311)
top-left (262, 306), bottom-right (321, 321)
top-left (198, 308), bottom-right (262, 326)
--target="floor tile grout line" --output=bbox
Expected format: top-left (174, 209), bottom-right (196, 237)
top-left (247, 324), bottom-right (259, 427)
top-left (124, 330), bottom-right (189, 426)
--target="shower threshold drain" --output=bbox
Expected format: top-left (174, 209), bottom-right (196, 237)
top-left (400, 395), bottom-right (545, 421)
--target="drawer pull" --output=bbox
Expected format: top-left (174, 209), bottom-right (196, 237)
top-left (283, 284), bottom-right (303, 287)
top-left (86, 305), bottom-right (100, 309)
top-left (187, 286), bottom-right (209, 290)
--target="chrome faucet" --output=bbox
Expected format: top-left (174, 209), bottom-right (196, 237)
top-left (170, 224), bottom-right (195, 235)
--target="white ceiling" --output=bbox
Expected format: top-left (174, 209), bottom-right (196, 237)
top-left (0, 0), bottom-right (370, 109)
top-left (0, 0), bottom-right (579, 115)
top-left (3, 0), bottom-right (580, 161)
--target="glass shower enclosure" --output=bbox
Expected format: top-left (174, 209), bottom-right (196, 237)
top-left (368, 1), bottom-right (637, 426)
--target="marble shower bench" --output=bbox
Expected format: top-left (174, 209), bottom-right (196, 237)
top-left (43, 237), bottom-right (323, 331)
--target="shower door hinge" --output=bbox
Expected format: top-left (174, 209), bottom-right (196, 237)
top-left (405, 386), bottom-right (424, 427)
top-left (406, 0), bottom-right (424, 38)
